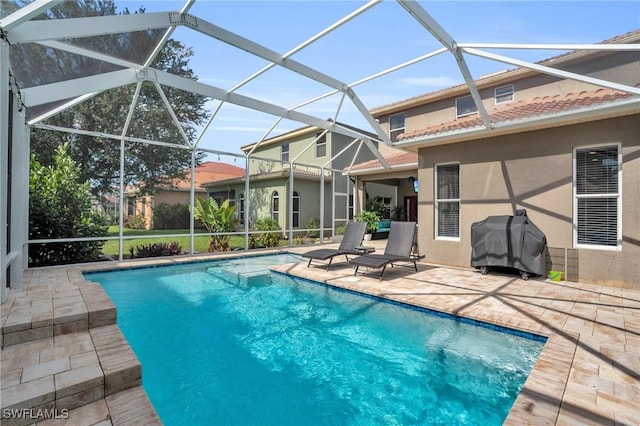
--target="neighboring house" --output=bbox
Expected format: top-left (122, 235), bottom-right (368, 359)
top-left (126, 161), bottom-right (245, 229)
top-left (349, 30), bottom-right (639, 287)
top-left (202, 122), bottom-right (379, 234)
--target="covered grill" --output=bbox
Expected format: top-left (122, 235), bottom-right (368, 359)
top-left (470, 210), bottom-right (547, 280)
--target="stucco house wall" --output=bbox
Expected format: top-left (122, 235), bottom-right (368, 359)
top-left (377, 50), bottom-right (639, 138)
top-left (221, 177), bottom-right (333, 232)
top-left (416, 115), bottom-right (639, 288)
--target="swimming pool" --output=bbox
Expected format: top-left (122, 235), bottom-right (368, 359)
top-left (87, 253), bottom-right (545, 425)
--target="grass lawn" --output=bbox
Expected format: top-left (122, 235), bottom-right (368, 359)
top-left (101, 226), bottom-right (287, 257)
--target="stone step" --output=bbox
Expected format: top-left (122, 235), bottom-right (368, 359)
top-left (1, 282), bottom-right (116, 348)
top-left (32, 386), bottom-right (161, 426)
top-left (0, 325), bottom-right (143, 426)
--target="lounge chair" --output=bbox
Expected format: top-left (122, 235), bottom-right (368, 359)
top-left (349, 221), bottom-right (423, 279)
top-left (301, 221), bottom-right (367, 270)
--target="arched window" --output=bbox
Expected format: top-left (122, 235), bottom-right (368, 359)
top-left (239, 193), bottom-right (245, 224)
top-left (292, 191), bottom-right (300, 228)
top-left (271, 191), bottom-right (279, 223)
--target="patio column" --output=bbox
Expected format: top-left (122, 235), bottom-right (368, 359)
top-left (355, 177), bottom-right (366, 215)
top-left (0, 40), bottom-right (28, 301)
top-left (0, 38), bottom-right (9, 300)
top-left (10, 93), bottom-right (29, 294)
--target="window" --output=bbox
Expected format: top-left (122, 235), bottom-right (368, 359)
top-left (127, 197), bottom-right (135, 216)
top-left (389, 113), bottom-right (405, 142)
top-left (292, 191), bottom-right (300, 228)
top-left (575, 145), bottom-right (620, 248)
top-left (455, 95), bottom-right (477, 118)
top-left (281, 143), bottom-right (289, 162)
top-left (271, 191), bottom-right (280, 223)
top-left (239, 193), bottom-right (245, 224)
top-left (315, 132), bottom-right (326, 158)
top-left (435, 163), bottom-right (460, 239)
top-left (495, 85), bottom-right (514, 104)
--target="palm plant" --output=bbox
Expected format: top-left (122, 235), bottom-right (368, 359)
top-left (354, 210), bottom-right (381, 234)
top-left (192, 197), bottom-right (239, 252)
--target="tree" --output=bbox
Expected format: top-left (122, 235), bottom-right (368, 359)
top-left (10, 0), bottom-right (209, 198)
top-left (29, 144), bottom-right (108, 266)
top-left (192, 198), bottom-right (239, 252)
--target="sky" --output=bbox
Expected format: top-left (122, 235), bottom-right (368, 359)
top-left (100, 1), bottom-right (640, 162)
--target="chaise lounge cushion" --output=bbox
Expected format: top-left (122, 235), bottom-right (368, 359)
top-left (373, 219), bottom-right (391, 240)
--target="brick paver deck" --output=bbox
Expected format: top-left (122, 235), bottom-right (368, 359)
top-left (2, 244), bottom-right (638, 425)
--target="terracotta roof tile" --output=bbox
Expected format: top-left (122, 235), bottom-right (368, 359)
top-left (371, 30), bottom-right (640, 115)
top-left (349, 151), bottom-right (418, 172)
top-left (397, 88), bottom-right (634, 141)
top-left (172, 161), bottom-right (245, 190)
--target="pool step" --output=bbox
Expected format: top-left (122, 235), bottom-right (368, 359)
top-left (207, 265), bottom-right (273, 287)
top-left (1, 281), bottom-right (116, 348)
top-left (0, 325), bottom-right (145, 426)
top-left (31, 386), bottom-right (161, 426)
top-left (1, 279), bottom-right (156, 425)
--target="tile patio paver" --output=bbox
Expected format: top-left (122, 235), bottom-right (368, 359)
top-left (1, 244), bottom-right (638, 424)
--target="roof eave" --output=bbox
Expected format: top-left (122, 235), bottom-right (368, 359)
top-left (202, 169), bottom-right (333, 188)
top-left (393, 99), bottom-right (640, 149)
top-left (371, 36), bottom-right (640, 117)
top-left (348, 162), bottom-right (418, 176)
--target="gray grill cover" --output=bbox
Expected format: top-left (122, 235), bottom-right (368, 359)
top-left (470, 214), bottom-right (547, 276)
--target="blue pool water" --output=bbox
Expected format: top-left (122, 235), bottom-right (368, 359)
top-left (87, 253), bottom-right (545, 425)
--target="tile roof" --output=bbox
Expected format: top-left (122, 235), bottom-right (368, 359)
top-left (171, 161), bottom-right (245, 190)
top-left (349, 87), bottom-right (636, 172)
top-left (371, 29), bottom-right (640, 116)
top-left (397, 88), bottom-right (635, 141)
top-left (204, 165), bottom-right (329, 187)
top-left (240, 120), bottom-right (378, 151)
top-left (349, 150), bottom-right (418, 172)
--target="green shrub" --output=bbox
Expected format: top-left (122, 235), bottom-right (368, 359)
top-left (124, 214), bottom-right (146, 229)
top-left (354, 210), bottom-right (381, 233)
top-left (306, 217), bottom-right (320, 238)
top-left (129, 241), bottom-right (183, 258)
top-left (153, 202), bottom-right (190, 229)
top-left (335, 224), bottom-right (347, 235)
top-left (253, 217), bottom-right (281, 248)
top-left (29, 144), bottom-right (108, 266)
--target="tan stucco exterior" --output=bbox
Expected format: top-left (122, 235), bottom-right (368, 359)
top-left (365, 42), bottom-right (640, 288)
top-left (416, 115), bottom-right (639, 288)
